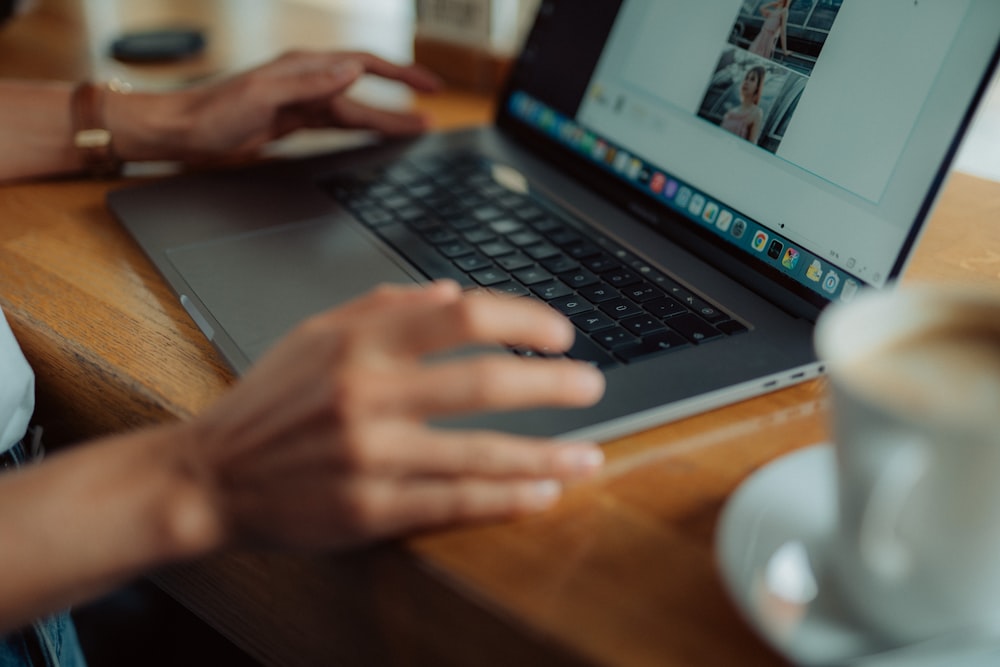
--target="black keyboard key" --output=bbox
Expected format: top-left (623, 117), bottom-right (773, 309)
top-left (605, 245), bottom-right (640, 266)
top-left (508, 230), bottom-right (544, 247)
top-left (396, 206), bottom-right (425, 223)
top-left (447, 216), bottom-right (482, 231)
top-left (407, 217), bottom-right (442, 233)
top-left (382, 194), bottom-right (413, 210)
top-left (567, 242), bottom-right (602, 259)
top-left (584, 254), bottom-right (622, 273)
top-left (496, 252), bottom-right (535, 272)
top-left (453, 253), bottom-right (492, 272)
top-left (662, 282), bottom-right (696, 304)
top-left (645, 296), bottom-right (686, 319)
top-left (599, 298), bottom-right (644, 320)
top-left (560, 269), bottom-right (600, 289)
top-left (529, 217), bottom-right (562, 233)
top-left (437, 241), bottom-right (474, 258)
top-left (513, 205), bottom-right (544, 222)
top-left (491, 282), bottom-right (531, 298)
top-left (384, 164), bottom-right (422, 185)
top-left (462, 228), bottom-right (496, 244)
top-left (566, 333), bottom-right (619, 369)
top-left (525, 243), bottom-right (562, 260)
top-left (489, 219), bottom-right (524, 234)
top-left (548, 229), bottom-right (582, 246)
top-left (549, 295), bottom-right (594, 316)
top-left (593, 326), bottom-right (638, 350)
top-left (571, 311), bottom-right (616, 333)
top-left (570, 310), bottom-right (615, 333)
top-left (541, 255), bottom-right (580, 274)
top-left (666, 313), bottom-right (724, 344)
top-left (368, 183), bottom-right (395, 198)
top-left (404, 183), bottom-right (436, 199)
top-left (513, 266), bottom-right (554, 285)
top-left (471, 267), bottom-right (511, 286)
top-left (616, 330), bottom-right (689, 361)
top-left (579, 284), bottom-right (619, 303)
top-left (621, 283), bottom-right (664, 303)
top-left (619, 314), bottom-right (666, 337)
top-left (479, 240), bottom-right (516, 257)
top-left (717, 320), bottom-right (749, 335)
top-left (356, 207), bottom-right (395, 227)
top-left (687, 298), bottom-right (730, 323)
top-left (497, 194), bottom-right (526, 209)
top-left (424, 227), bottom-right (459, 244)
top-left (605, 269), bottom-right (641, 288)
top-left (376, 223), bottom-right (474, 288)
top-left (472, 206), bottom-right (504, 222)
top-left (532, 281), bottom-right (574, 300)
top-left (645, 271), bottom-right (683, 292)
top-left (478, 184), bottom-right (506, 198)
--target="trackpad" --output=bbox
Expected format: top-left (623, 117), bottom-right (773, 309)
top-left (166, 216), bottom-right (418, 361)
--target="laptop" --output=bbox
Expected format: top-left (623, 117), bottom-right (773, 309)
top-left (108, 0), bottom-right (1000, 442)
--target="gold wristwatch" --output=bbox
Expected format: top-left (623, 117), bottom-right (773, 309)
top-left (71, 81), bottom-right (128, 178)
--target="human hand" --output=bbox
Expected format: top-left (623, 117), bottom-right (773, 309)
top-left (184, 281), bottom-right (606, 552)
top-left (108, 50), bottom-right (442, 163)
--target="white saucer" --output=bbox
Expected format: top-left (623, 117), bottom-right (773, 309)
top-left (716, 443), bottom-right (1000, 667)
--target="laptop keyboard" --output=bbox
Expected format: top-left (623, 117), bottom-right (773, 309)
top-left (321, 151), bottom-right (748, 369)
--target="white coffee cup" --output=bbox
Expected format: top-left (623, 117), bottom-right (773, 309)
top-left (814, 283), bottom-right (1000, 645)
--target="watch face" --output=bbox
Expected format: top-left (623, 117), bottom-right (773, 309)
top-left (71, 83), bottom-right (123, 177)
top-left (75, 128), bottom-right (112, 150)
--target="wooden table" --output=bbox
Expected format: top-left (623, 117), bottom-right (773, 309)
top-left (2, 2), bottom-right (999, 665)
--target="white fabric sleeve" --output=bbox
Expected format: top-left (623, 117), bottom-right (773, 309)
top-left (0, 307), bottom-right (35, 452)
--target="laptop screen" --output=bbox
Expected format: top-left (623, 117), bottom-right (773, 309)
top-left (497, 0), bottom-right (1000, 306)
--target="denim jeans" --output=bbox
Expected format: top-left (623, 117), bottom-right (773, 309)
top-left (0, 438), bottom-right (88, 667)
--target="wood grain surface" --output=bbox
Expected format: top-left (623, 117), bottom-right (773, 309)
top-left (2, 2), bottom-right (998, 665)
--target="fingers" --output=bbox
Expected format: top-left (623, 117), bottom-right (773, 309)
top-left (359, 355), bottom-right (605, 417)
top-left (260, 59), bottom-right (364, 111)
top-left (328, 95), bottom-right (431, 135)
top-left (349, 476), bottom-right (576, 541)
top-left (262, 50), bottom-right (440, 99)
top-left (306, 281), bottom-right (580, 361)
top-left (340, 51), bottom-right (443, 92)
top-left (323, 280), bottom-right (462, 322)
top-left (258, 50), bottom-right (440, 135)
top-left (341, 423), bottom-right (605, 479)
top-left (367, 288), bottom-right (578, 358)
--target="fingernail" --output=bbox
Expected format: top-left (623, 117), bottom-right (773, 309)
top-left (557, 445), bottom-right (605, 475)
top-left (527, 480), bottom-right (562, 510)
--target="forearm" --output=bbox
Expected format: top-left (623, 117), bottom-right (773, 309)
top-left (0, 81), bottom-right (79, 182)
top-left (0, 80), bottom-right (189, 183)
top-left (0, 422), bottom-right (222, 633)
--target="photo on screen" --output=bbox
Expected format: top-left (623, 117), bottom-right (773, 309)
top-left (727, 0), bottom-right (845, 76)
top-left (696, 47), bottom-right (807, 154)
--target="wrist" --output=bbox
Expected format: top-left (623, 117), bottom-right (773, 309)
top-left (102, 85), bottom-right (193, 163)
top-left (146, 421), bottom-right (228, 562)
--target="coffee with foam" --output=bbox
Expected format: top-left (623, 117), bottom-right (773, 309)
top-left (841, 321), bottom-right (1000, 424)
top-left (815, 286), bottom-right (1000, 644)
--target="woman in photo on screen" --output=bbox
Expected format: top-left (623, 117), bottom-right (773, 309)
top-left (721, 65), bottom-right (766, 144)
top-left (748, 0), bottom-right (790, 60)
